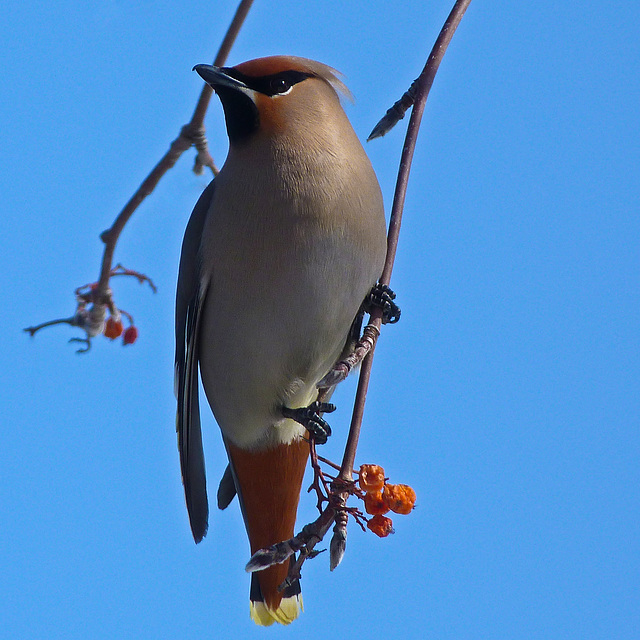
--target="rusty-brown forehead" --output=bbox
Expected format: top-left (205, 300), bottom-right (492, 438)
top-left (233, 56), bottom-right (314, 78)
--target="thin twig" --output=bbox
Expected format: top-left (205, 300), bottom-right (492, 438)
top-left (316, 454), bottom-right (343, 473)
top-left (96, 0), bottom-right (255, 298)
top-left (368, 0), bottom-right (472, 141)
top-left (319, 0), bottom-right (473, 390)
top-left (24, 317), bottom-right (79, 337)
top-left (307, 440), bottom-right (331, 513)
top-left (189, 0), bottom-right (255, 136)
top-left (339, 0), bottom-right (473, 483)
top-left (109, 264), bottom-right (158, 293)
top-left (329, 0), bottom-right (473, 569)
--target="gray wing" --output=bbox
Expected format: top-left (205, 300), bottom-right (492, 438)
top-left (175, 180), bottom-right (216, 543)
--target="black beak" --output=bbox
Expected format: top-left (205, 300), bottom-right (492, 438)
top-left (193, 64), bottom-right (249, 92)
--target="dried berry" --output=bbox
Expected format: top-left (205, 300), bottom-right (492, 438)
top-left (363, 491), bottom-right (390, 515)
top-left (383, 483), bottom-right (417, 515)
top-left (123, 325), bottom-right (138, 345)
top-left (104, 316), bottom-right (124, 339)
top-left (358, 464), bottom-right (385, 494)
top-left (367, 514), bottom-right (394, 538)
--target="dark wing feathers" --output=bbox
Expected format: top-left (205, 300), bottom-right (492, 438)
top-left (175, 180), bottom-right (216, 543)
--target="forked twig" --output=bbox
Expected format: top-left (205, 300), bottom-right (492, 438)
top-left (307, 440), bottom-right (332, 513)
top-left (24, 264), bottom-right (154, 352)
top-left (25, 0), bottom-right (255, 345)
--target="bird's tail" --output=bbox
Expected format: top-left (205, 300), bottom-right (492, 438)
top-left (249, 561), bottom-right (303, 626)
top-left (226, 437), bottom-right (309, 625)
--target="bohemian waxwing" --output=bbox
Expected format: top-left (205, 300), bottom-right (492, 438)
top-left (175, 55), bottom-right (387, 625)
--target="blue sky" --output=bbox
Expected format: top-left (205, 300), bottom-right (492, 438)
top-left (2, 1), bottom-right (639, 638)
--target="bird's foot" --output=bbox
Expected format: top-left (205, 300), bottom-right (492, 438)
top-left (282, 401), bottom-right (336, 445)
top-left (365, 283), bottom-right (401, 324)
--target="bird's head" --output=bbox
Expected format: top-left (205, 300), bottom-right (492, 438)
top-left (194, 56), bottom-right (352, 144)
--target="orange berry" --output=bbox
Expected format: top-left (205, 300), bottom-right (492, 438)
top-left (363, 491), bottom-right (390, 515)
top-left (383, 483), bottom-right (417, 515)
top-left (123, 325), bottom-right (138, 345)
top-left (358, 464), bottom-right (385, 494)
top-left (367, 514), bottom-right (394, 538)
top-left (104, 316), bottom-right (124, 339)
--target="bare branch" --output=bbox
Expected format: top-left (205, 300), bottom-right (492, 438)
top-left (109, 264), bottom-right (157, 293)
top-left (321, 0), bottom-right (473, 389)
top-left (368, 0), bottom-right (472, 141)
top-left (24, 317), bottom-right (83, 338)
top-left (338, 0), bottom-right (473, 483)
top-left (97, 0), bottom-right (255, 298)
top-left (26, 1), bottom-right (254, 348)
top-left (307, 440), bottom-right (332, 514)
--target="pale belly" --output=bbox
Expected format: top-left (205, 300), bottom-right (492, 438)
top-left (198, 224), bottom-right (378, 450)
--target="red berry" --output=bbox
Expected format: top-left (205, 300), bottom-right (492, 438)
top-left (123, 325), bottom-right (138, 345)
top-left (358, 464), bottom-right (386, 494)
top-left (367, 514), bottom-right (394, 538)
top-left (363, 491), bottom-right (390, 516)
top-left (104, 316), bottom-right (124, 339)
top-left (383, 483), bottom-right (417, 515)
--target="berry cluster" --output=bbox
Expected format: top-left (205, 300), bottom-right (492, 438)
top-left (104, 314), bottom-right (138, 346)
top-left (358, 464), bottom-right (416, 538)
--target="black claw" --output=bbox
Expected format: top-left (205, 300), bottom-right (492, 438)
top-left (365, 283), bottom-right (401, 324)
top-left (310, 401), bottom-right (336, 414)
top-left (282, 401), bottom-right (335, 444)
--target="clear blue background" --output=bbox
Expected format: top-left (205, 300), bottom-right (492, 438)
top-left (2, 1), bottom-right (638, 638)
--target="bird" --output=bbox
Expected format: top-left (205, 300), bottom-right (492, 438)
top-left (175, 55), bottom-right (388, 626)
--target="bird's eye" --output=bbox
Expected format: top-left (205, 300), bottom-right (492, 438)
top-left (269, 77), bottom-right (291, 94)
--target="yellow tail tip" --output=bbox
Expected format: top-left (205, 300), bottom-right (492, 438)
top-left (250, 594), bottom-right (303, 626)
